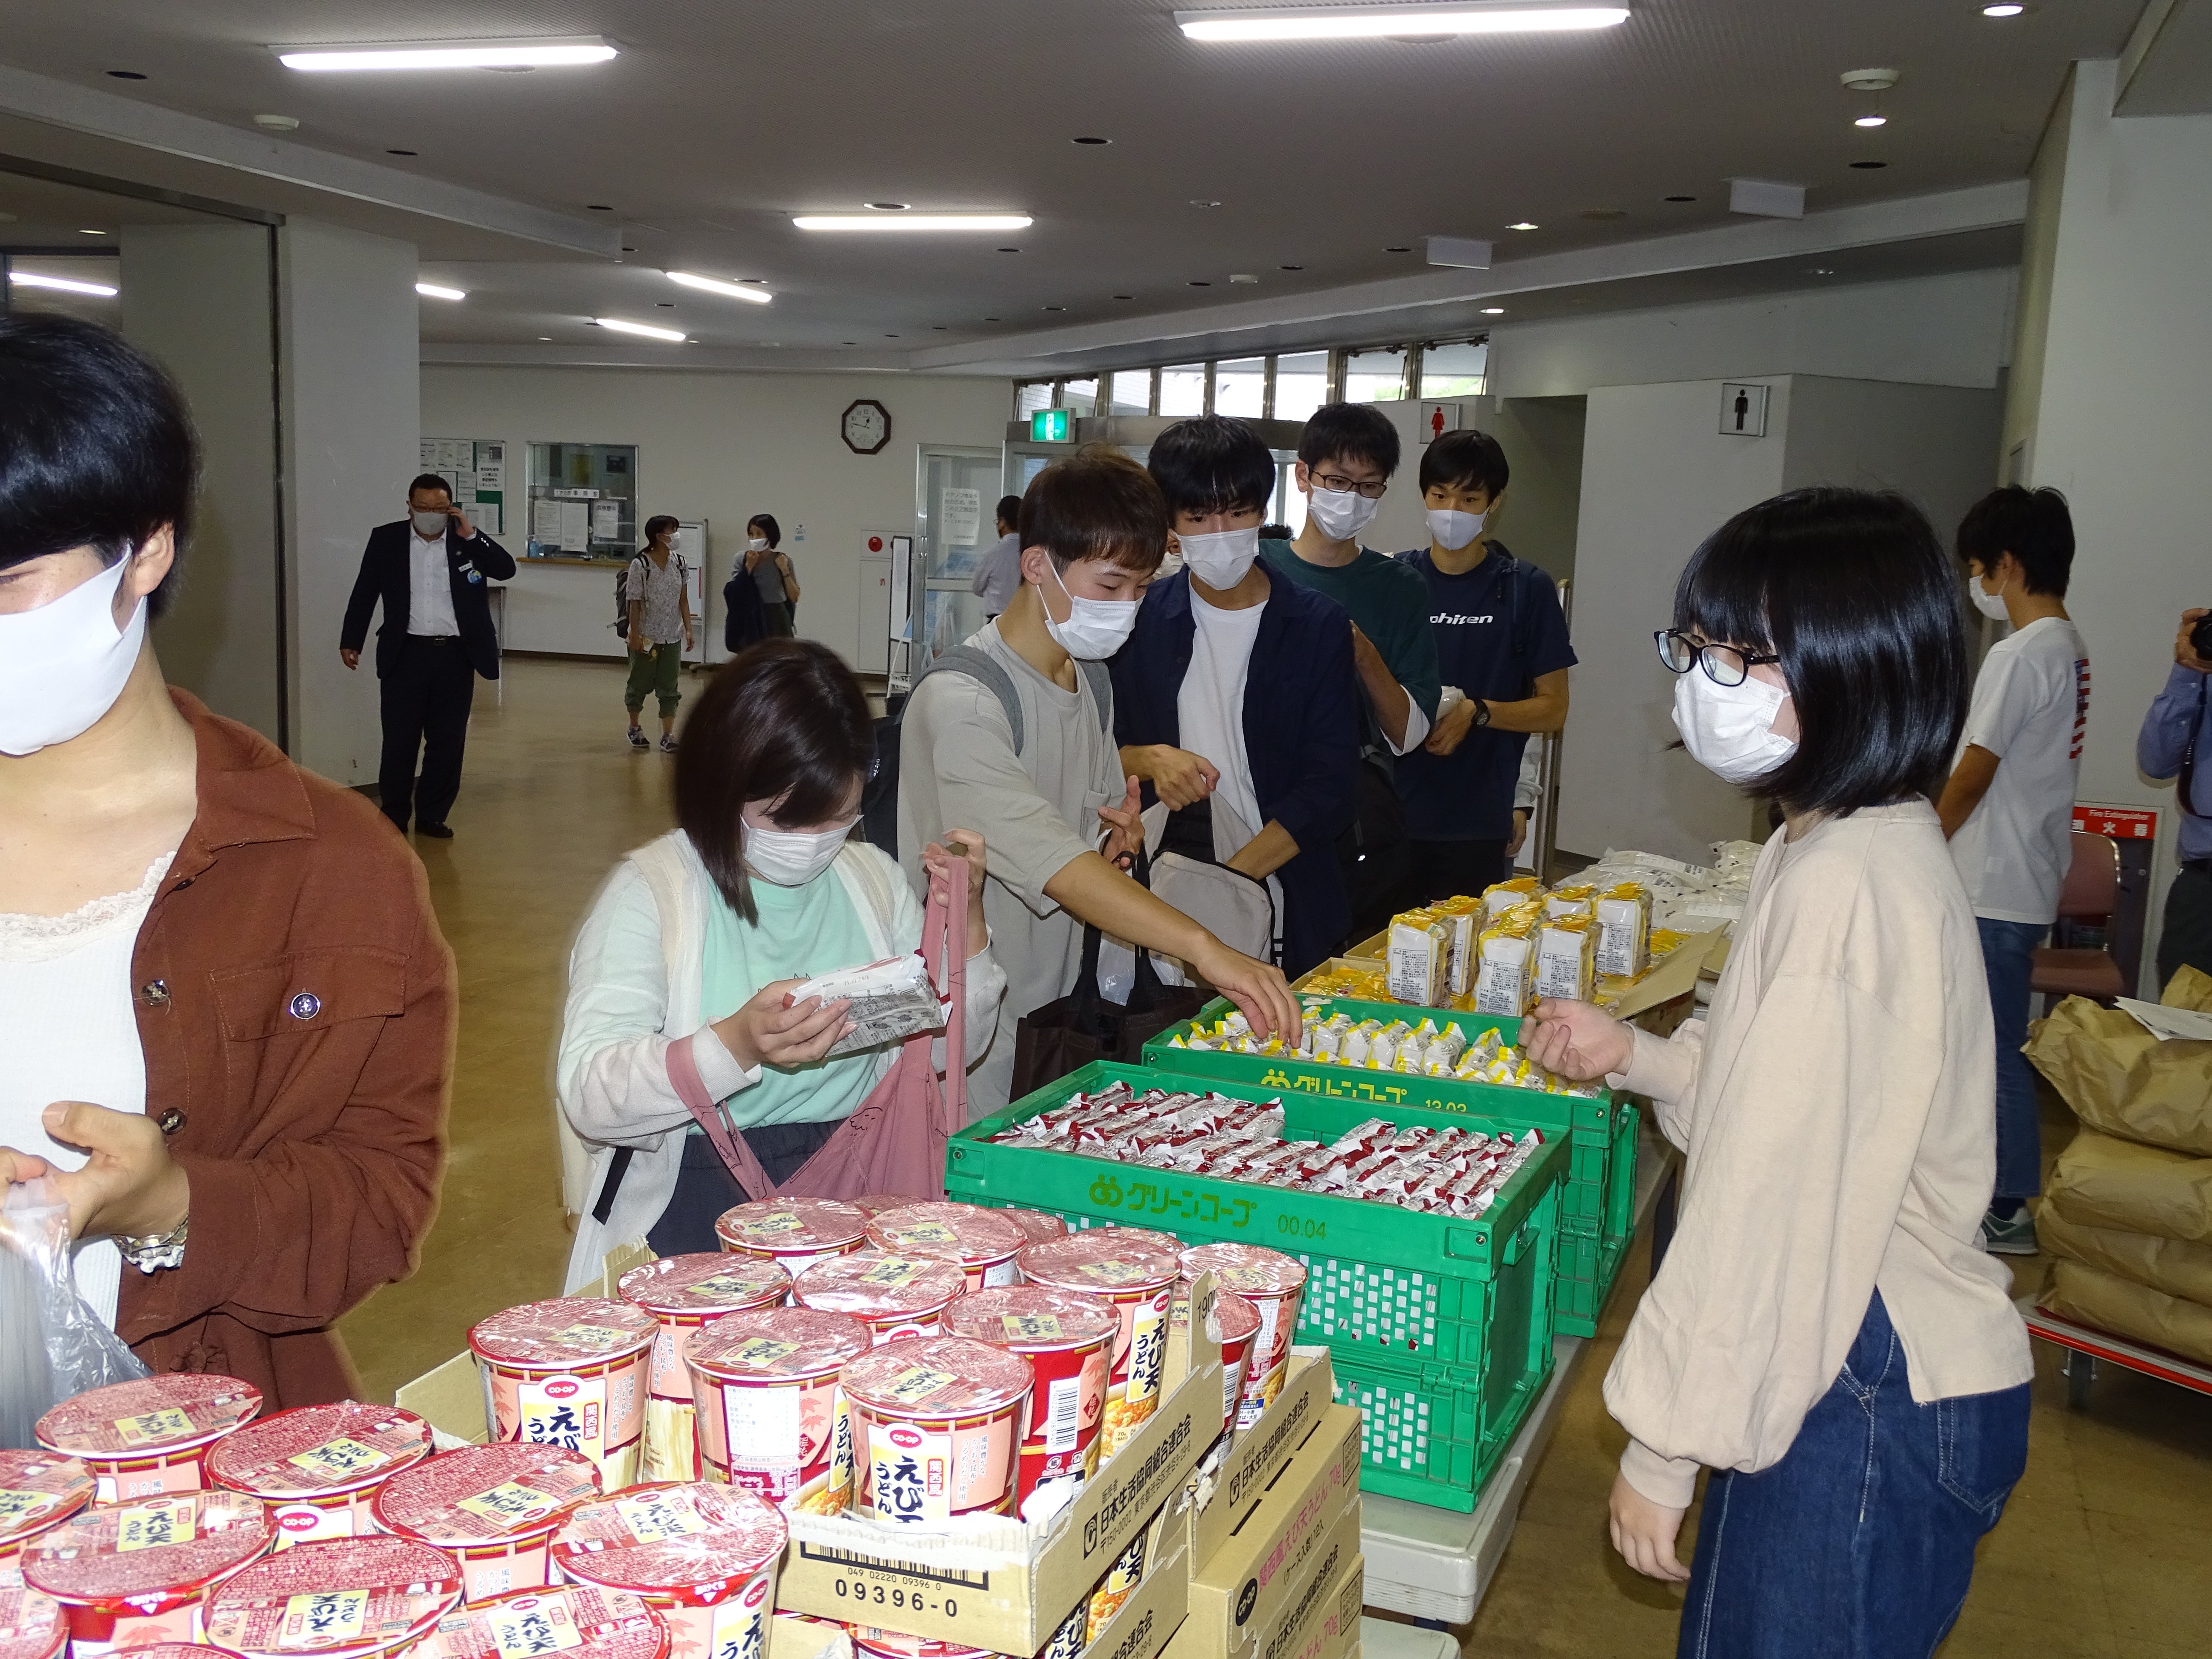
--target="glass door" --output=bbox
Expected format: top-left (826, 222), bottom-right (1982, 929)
top-left (913, 445), bottom-right (1003, 678)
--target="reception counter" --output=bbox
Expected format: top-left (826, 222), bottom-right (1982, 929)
top-left (500, 555), bottom-right (714, 662)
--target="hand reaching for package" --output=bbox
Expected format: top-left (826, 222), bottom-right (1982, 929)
top-left (0, 1102), bottom-right (189, 1243)
top-left (1522, 998), bottom-right (1633, 1082)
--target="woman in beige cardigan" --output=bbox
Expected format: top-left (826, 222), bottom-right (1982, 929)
top-left (1528, 489), bottom-right (2032, 1658)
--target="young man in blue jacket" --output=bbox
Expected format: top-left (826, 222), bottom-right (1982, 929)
top-left (1110, 416), bottom-right (1363, 975)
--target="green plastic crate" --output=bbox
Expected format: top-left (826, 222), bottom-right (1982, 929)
top-left (1554, 1103), bottom-right (1639, 1336)
top-left (1330, 1336), bottom-right (1555, 1512)
top-left (1554, 1227), bottom-right (1633, 1336)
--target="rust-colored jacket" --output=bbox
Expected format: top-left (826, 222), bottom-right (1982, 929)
top-left (117, 692), bottom-right (454, 1406)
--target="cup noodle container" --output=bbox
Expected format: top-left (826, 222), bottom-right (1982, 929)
top-left (941, 1289), bottom-right (1115, 1513)
top-left (202, 1536), bottom-right (461, 1659)
top-left (550, 1483), bottom-right (787, 1659)
top-left (1200, 1292), bottom-right (1261, 1443)
top-left (369, 1443), bottom-right (601, 1605)
top-left (0, 1582), bottom-right (67, 1659)
top-left (684, 1310), bottom-right (870, 1516)
top-left (206, 1404), bottom-right (433, 1549)
top-left (847, 1196), bottom-right (928, 1219)
top-left (1179, 1246), bottom-right (1306, 1430)
top-left (864, 1204), bottom-right (1022, 1291)
top-left (789, 1253), bottom-right (965, 1347)
top-left (997, 1211), bottom-right (1066, 1249)
top-left (618, 1255), bottom-right (794, 1484)
top-left (1013, 1229), bottom-right (1182, 1459)
top-left (36, 1375), bottom-right (263, 1503)
top-left (713, 1200), bottom-right (868, 1279)
top-left (0, 1451), bottom-right (93, 1571)
top-left (470, 1298), bottom-right (658, 1491)
top-left (839, 1337), bottom-right (1033, 1525)
top-left (414, 1583), bottom-right (669, 1659)
top-left (850, 1630), bottom-right (1005, 1659)
top-left (24, 1487), bottom-right (274, 1656)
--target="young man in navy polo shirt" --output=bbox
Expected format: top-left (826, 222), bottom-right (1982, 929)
top-left (1392, 429), bottom-right (1575, 905)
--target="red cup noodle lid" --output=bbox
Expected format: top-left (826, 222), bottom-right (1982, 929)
top-left (24, 1490), bottom-right (274, 1604)
top-left (204, 1536), bottom-right (462, 1656)
top-left (998, 1210), bottom-right (1067, 1246)
top-left (685, 1309), bottom-right (872, 1383)
top-left (469, 1299), bottom-right (656, 1368)
top-left (207, 1403), bottom-right (432, 1500)
top-left (1211, 1291), bottom-right (1263, 1345)
top-left (1180, 1243), bottom-right (1307, 1295)
top-left (35, 1374), bottom-right (262, 1458)
top-left (864, 1203), bottom-right (1022, 1269)
top-left (790, 1252), bottom-right (965, 1322)
top-left (848, 1194), bottom-right (929, 1218)
top-left (551, 1484), bottom-right (786, 1607)
top-left (840, 1337), bottom-right (1034, 1420)
top-left (0, 1451), bottom-right (93, 1548)
top-left (370, 1444), bottom-right (601, 1546)
top-left (1016, 1229), bottom-right (1183, 1295)
top-left (942, 1287), bottom-right (1117, 1352)
top-left (418, 1585), bottom-right (669, 1659)
top-left (713, 1199), bottom-right (867, 1256)
top-left (617, 1254), bottom-right (792, 1317)
top-left (0, 1583), bottom-right (66, 1659)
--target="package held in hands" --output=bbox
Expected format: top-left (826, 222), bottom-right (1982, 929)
top-left (792, 955), bottom-right (946, 1057)
top-left (1594, 884), bottom-right (1652, 978)
top-left (1386, 912), bottom-right (1449, 1007)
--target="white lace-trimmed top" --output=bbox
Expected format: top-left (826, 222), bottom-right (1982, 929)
top-left (0, 852), bottom-right (176, 1327)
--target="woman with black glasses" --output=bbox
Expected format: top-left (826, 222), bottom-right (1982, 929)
top-left (1526, 488), bottom-right (2032, 1658)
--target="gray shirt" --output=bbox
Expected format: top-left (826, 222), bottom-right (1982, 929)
top-left (970, 532), bottom-right (1022, 614)
top-left (751, 548), bottom-right (791, 604)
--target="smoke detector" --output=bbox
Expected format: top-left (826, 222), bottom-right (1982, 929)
top-left (1839, 67), bottom-right (1899, 92)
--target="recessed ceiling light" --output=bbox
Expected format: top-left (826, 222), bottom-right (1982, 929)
top-left (79, 228), bottom-right (108, 236)
top-left (1188, 281), bottom-right (1212, 287)
top-left (1662, 194), bottom-right (1696, 202)
top-left (668, 271), bottom-right (773, 305)
top-left (792, 214), bottom-right (1032, 231)
top-left (1043, 306), bottom-right (1066, 312)
top-left (1279, 264), bottom-right (1305, 271)
top-left (10, 271), bottom-right (119, 297)
top-left (983, 317), bottom-right (1001, 322)
top-left (621, 246), bottom-right (637, 253)
top-left (105, 69), bottom-right (146, 79)
top-left (1071, 136), bottom-right (1112, 145)
top-left (538, 336), bottom-right (553, 341)
top-left (1849, 159), bottom-right (1888, 169)
top-left (843, 341), bottom-right (857, 345)
top-left (657, 302), bottom-right (675, 308)
top-left (415, 282), bottom-right (467, 300)
top-left (595, 317), bottom-right (687, 341)
top-left (932, 325), bottom-right (949, 330)
top-left (1854, 114), bottom-right (1887, 128)
top-left (867, 201), bottom-right (911, 211)
top-left (1189, 199), bottom-right (1222, 208)
top-left (1383, 245), bottom-right (1412, 252)
top-left (273, 36), bottom-right (617, 71)
top-left (386, 148), bottom-right (418, 156)
top-left (1113, 293), bottom-right (1135, 299)
top-left (254, 114), bottom-right (300, 131)
top-left (1808, 267), bottom-right (1836, 275)
top-left (885, 333), bottom-right (901, 338)
top-left (1983, 2), bottom-right (2025, 13)
top-left (1230, 273), bottom-right (1259, 283)
top-left (1508, 221), bottom-right (1539, 230)
top-left (1176, 3), bottom-right (1630, 42)
top-left (1480, 306), bottom-right (1506, 315)
top-left (586, 204), bottom-right (614, 211)
top-left (998, 247), bottom-right (1021, 253)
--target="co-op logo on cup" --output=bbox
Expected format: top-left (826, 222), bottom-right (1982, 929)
top-left (546, 1380), bottom-right (581, 1400)
top-left (888, 1427), bottom-right (924, 1450)
top-left (276, 1508), bottom-right (321, 1534)
top-left (743, 1580), bottom-right (769, 1610)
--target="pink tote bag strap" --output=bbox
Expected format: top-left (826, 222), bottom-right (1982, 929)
top-left (666, 1032), bottom-right (781, 1203)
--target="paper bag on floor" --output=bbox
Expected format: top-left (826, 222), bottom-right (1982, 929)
top-left (2045, 1127), bottom-right (2212, 1245)
top-left (2026, 977), bottom-right (2212, 1157)
top-left (2040, 1258), bottom-right (2212, 1369)
top-left (2037, 1206), bottom-right (2212, 1308)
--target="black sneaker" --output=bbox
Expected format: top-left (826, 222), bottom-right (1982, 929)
top-left (627, 728), bottom-right (650, 751)
top-left (659, 734), bottom-right (679, 755)
top-left (416, 822), bottom-right (454, 840)
top-left (1981, 1205), bottom-right (2039, 1256)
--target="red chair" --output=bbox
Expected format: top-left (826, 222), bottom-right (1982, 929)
top-left (2031, 831), bottom-right (2127, 1004)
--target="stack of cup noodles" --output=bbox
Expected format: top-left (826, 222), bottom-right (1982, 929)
top-left (207, 1403), bottom-right (433, 1547)
top-left (35, 1374), bottom-right (263, 1501)
top-left (416, 1583), bottom-right (669, 1659)
top-left (941, 1288), bottom-right (1116, 1514)
top-left (617, 1254), bottom-right (793, 1483)
top-left (1178, 1245), bottom-right (1306, 1431)
top-left (0, 1450), bottom-right (93, 1569)
top-left (1013, 1229), bottom-right (1182, 1458)
top-left (23, 1485), bottom-right (274, 1653)
top-left (790, 1253), bottom-right (966, 1346)
top-left (550, 1483), bottom-right (787, 1659)
top-left (684, 1309), bottom-right (870, 1515)
top-left (863, 1204), bottom-right (1024, 1290)
top-left (369, 1443), bottom-right (601, 1603)
top-left (713, 1200), bottom-right (869, 1278)
top-left (202, 1536), bottom-right (462, 1659)
top-left (469, 1299), bottom-right (658, 1490)
top-left (838, 1337), bottom-right (1034, 1524)
top-left (1178, 1291), bottom-right (1260, 1444)
top-left (0, 1580), bottom-right (68, 1659)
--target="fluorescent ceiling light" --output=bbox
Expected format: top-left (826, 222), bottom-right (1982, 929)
top-left (415, 282), bottom-right (467, 300)
top-left (274, 36), bottom-right (616, 71)
top-left (1982, 3), bottom-right (2024, 14)
top-left (595, 317), bottom-right (687, 341)
top-left (1507, 221), bottom-right (1540, 230)
top-left (667, 271), bottom-right (773, 304)
top-left (792, 213), bottom-right (1032, 232)
top-left (9, 271), bottom-right (118, 297)
top-left (1854, 114), bottom-right (1887, 128)
top-left (1176, 3), bottom-right (1628, 42)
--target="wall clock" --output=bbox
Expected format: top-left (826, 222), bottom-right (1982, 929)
top-left (841, 399), bottom-right (891, 455)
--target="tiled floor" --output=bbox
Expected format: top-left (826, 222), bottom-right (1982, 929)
top-left (341, 657), bottom-right (2212, 1655)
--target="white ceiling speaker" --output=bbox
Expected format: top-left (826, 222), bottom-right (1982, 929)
top-left (1839, 67), bottom-right (1899, 92)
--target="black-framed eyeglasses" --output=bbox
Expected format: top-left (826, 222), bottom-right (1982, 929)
top-left (1654, 629), bottom-right (1780, 687)
top-left (1308, 469), bottom-right (1389, 499)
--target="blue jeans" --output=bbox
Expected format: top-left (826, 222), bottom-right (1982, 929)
top-left (1679, 1293), bottom-right (2029, 1659)
top-left (1976, 917), bottom-right (2046, 1203)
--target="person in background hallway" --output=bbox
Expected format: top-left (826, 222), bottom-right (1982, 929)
top-left (625, 515), bottom-right (695, 754)
top-left (0, 314), bottom-right (452, 1407)
top-left (744, 514), bottom-right (800, 637)
top-left (340, 472), bottom-right (516, 838)
top-left (971, 495), bottom-right (1024, 619)
top-left (1936, 486), bottom-right (2089, 1258)
top-left (2138, 606), bottom-right (2212, 987)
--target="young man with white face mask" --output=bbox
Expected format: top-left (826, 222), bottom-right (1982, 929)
top-left (1110, 417), bottom-right (1364, 975)
top-left (899, 447), bottom-right (1301, 1117)
top-left (1936, 486), bottom-right (2090, 1257)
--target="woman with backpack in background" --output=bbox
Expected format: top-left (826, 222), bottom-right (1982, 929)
top-left (625, 515), bottom-right (694, 753)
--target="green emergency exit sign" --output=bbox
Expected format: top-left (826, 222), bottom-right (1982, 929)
top-left (1029, 408), bottom-right (1072, 442)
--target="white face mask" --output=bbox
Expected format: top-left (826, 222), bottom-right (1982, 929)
top-left (1426, 508), bottom-right (1487, 551)
top-left (1178, 525), bottom-right (1260, 589)
top-left (1672, 664), bottom-right (1797, 786)
top-left (746, 537), bottom-right (769, 553)
top-left (411, 509), bottom-right (450, 539)
top-left (1041, 561), bottom-right (1141, 661)
top-left (1304, 483), bottom-right (1380, 543)
top-left (1968, 570), bottom-right (2011, 621)
top-left (0, 553), bottom-right (147, 757)
top-left (745, 816), bottom-right (856, 886)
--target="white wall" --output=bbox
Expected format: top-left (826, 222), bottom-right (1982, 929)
top-left (1778, 376), bottom-right (2000, 535)
top-left (1362, 396), bottom-right (1587, 580)
top-left (419, 367), bottom-right (1009, 673)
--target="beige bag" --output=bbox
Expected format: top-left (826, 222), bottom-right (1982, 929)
top-left (2046, 1127), bottom-right (2212, 1244)
top-left (2037, 1206), bottom-right (2212, 1308)
top-left (2025, 966), bottom-right (2212, 1156)
top-left (2040, 1258), bottom-right (2212, 1368)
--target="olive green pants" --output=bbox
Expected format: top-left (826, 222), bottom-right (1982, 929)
top-left (624, 642), bottom-right (682, 719)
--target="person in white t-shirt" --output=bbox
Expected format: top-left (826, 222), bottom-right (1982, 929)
top-left (1937, 486), bottom-right (2090, 1257)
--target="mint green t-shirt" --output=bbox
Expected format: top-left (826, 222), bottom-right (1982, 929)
top-left (698, 867), bottom-right (884, 1127)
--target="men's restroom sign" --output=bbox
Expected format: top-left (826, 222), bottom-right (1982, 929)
top-left (1720, 383), bottom-right (1769, 437)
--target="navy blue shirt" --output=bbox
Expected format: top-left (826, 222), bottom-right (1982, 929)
top-left (1390, 541), bottom-right (1577, 841)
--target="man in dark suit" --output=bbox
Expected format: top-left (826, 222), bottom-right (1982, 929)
top-left (340, 472), bottom-right (516, 838)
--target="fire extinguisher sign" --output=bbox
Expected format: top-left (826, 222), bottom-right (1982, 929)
top-left (2072, 803), bottom-right (2158, 840)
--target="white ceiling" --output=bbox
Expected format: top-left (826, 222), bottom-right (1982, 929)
top-left (0, 0), bottom-right (2148, 369)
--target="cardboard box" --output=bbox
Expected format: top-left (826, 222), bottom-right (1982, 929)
top-left (1072, 1519), bottom-right (1189, 1659)
top-left (1185, 1416), bottom-right (1361, 1659)
top-left (1188, 1351), bottom-right (1333, 1569)
top-left (1168, 1533), bottom-right (1361, 1659)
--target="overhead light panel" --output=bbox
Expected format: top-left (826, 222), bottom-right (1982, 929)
top-left (792, 213), bottom-right (1032, 231)
top-left (1854, 114), bottom-right (1887, 128)
top-left (9, 271), bottom-right (119, 297)
top-left (594, 317), bottom-right (687, 341)
top-left (1507, 221), bottom-right (1540, 230)
top-left (1176, 3), bottom-right (1629, 42)
top-left (274, 36), bottom-right (617, 71)
top-left (415, 282), bottom-right (467, 300)
top-left (667, 271), bottom-right (773, 304)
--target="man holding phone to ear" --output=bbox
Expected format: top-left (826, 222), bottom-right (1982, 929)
top-left (340, 472), bottom-right (517, 839)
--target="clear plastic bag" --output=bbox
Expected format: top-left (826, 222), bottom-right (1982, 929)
top-left (790, 955), bottom-right (946, 1057)
top-left (0, 1177), bottom-right (148, 1446)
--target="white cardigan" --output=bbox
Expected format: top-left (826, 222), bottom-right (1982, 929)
top-left (557, 832), bottom-right (1005, 1292)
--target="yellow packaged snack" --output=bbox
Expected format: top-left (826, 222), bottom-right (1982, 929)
top-left (1474, 908), bottom-right (1538, 1017)
top-left (1544, 883), bottom-right (1596, 920)
top-left (1595, 883), bottom-right (1653, 978)
top-left (1387, 909), bottom-right (1449, 1006)
top-left (1480, 875), bottom-right (1543, 921)
top-left (1534, 912), bottom-right (1597, 1002)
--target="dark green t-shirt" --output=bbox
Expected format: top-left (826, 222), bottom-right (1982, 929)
top-left (1259, 539), bottom-right (1443, 739)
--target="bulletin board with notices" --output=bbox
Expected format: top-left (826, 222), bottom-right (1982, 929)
top-left (526, 441), bottom-right (639, 558)
top-left (419, 438), bottom-right (506, 538)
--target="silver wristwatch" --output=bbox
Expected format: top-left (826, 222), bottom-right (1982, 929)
top-left (118, 1216), bottom-right (189, 1273)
